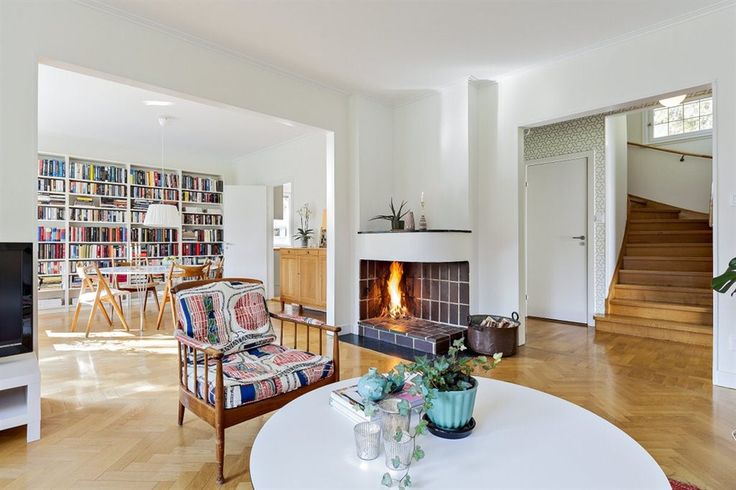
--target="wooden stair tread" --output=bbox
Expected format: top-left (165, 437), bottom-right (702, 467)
top-left (629, 218), bottom-right (708, 223)
top-left (614, 284), bottom-right (713, 294)
top-left (629, 230), bottom-right (711, 235)
top-left (623, 256), bottom-right (711, 262)
top-left (620, 269), bottom-right (711, 277)
top-left (594, 314), bottom-right (712, 333)
top-left (609, 298), bottom-right (712, 313)
top-left (626, 243), bottom-right (710, 248)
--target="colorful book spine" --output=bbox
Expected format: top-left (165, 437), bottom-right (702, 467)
top-left (182, 243), bottom-right (223, 256)
top-left (69, 244), bottom-right (127, 259)
top-left (131, 228), bottom-right (178, 242)
top-left (69, 161), bottom-right (126, 183)
top-left (38, 158), bottom-right (66, 177)
top-left (183, 213), bottom-right (222, 225)
top-left (38, 226), bottom-right (66, 242)
top-left (69, 226), bottom-right (128, 242)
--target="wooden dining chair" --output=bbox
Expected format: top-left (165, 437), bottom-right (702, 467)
top-left (155, 262), bottom-right (210, 330)
top-left (112, 258), bottom-right (161, 313)
top-left (71, 263), bottom-right (131, 337)
top-left (209, 256), bottom-right (224, 279)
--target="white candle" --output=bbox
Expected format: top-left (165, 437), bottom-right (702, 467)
top-left (420, 192), bottom-right (424, 206)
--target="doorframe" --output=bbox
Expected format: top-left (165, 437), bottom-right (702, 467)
top-left (523, 151), bottom-right (595, 326)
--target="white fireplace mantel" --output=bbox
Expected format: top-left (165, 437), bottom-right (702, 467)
top-left (356, 230), bottom-right (472, 263)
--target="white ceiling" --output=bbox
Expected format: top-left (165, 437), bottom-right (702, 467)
top-left (93, 0), bottom-right (726, 99)
top-left (38, 64), bottom-right (317, 169)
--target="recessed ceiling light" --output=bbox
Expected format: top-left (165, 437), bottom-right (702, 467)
top-left (658, 94), bottom-right (687, 107)
top-left (143, 100), bottom-right (174, 107)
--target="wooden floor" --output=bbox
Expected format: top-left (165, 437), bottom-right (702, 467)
top-left (1, 308), bottom-right (735, 489)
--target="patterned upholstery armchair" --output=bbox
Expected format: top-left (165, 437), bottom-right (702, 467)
top-left (171, 278), bottom-right (341, 484)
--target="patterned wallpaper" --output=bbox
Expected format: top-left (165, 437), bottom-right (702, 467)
top-left (523, 114), bottom-right (606, 313)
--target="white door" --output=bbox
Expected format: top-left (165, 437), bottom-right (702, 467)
top-left (223, 185), bottom-right (268, 285)
top-left (526, 157), bottom-right (588, 324)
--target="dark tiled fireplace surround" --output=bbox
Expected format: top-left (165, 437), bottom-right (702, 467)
top-left (358, 260), bottom-right (470, 354)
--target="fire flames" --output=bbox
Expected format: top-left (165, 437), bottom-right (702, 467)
top-left (385, 261), bottom-right (408, 319)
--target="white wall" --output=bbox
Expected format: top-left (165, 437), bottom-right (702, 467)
top-left (234, 131), bottom-right (328, 244)
top-left (626, 112), bottom-right (712, 213)
top-left (605, 114), bottom-right (628, 290)
top-left (392, 83), bottom-right (471, 230)
top-left (0, 0), bottom-right (351, 328)
top-left (481, 6), bottom-right (736, 388)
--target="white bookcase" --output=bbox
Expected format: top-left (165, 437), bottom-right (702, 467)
top-left (37, 153), bottom-right (224, 307)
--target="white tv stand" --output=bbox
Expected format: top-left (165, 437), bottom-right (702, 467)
top-left (0, 356), bottom-right (40, 442)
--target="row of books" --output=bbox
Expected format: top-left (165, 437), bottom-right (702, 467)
top-left (38, 179), bottom-right (65, 193)
top-left (69, 161), bottom-right (127, 183)
top-left (39, 261), bottom-right (64, 275)
top-left (131, 228), bottom-right (177, 242)
top-left (130, 169), bottom-right (179, 188)
top-left (38, 276), bottom-right (63, 291)
top-left (39, 244), bottom-right (65, 259)
top-left (182, 175), bottom-right (223, 192)
top-left (131, 187), bottom-right (179, 200)
top-left (68, 260), bottom-right (114, 278)
top-left (69, 181), bottom-right (127, 197)
top-left (69, 244), bottom-right (127, 259)
top-left (38, 226), bottom-right (66, 242)
top-left (69, 226), bottom-right (128, 242)
top-left (38, 207), bottom-right (65, 220)
top-left (38, 158), bottom-right (65, 178)
top-left (183, 213), bottom-right (222, 225)
top-left (182, 243), bottom-right (222, 256)
top-left (135, 243), bottom-right (179, 258)
top-left (38, 194), bottom-right (65, 206)
top-left (69, 208), bottom-right (126, 223)
top-left (183, 229), bottom-right (222, 242)
top-left (181, 191), bottom-right (222, 204)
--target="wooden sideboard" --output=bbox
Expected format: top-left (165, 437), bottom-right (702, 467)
top-left (278, 248), bottom-right (326, 311)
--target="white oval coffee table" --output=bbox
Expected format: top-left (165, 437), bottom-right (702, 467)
top-left (250, 377), bottom-right (668, 489)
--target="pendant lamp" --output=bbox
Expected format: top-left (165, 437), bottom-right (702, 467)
top-left (144, 116), bottom-right (181, 228)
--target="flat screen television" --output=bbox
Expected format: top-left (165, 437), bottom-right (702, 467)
top-left (0, 243), bottom-right (33, 358)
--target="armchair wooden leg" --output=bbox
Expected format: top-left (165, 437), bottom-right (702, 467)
top-left (177, 402), bottom-right (185, 426)
top-left (70, 301), bottom-right (82, 332)
top-left (216, 424), bottom-right (225, 484)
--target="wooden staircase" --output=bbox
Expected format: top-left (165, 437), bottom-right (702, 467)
top-left (595, 196), bottom-right (713, 346)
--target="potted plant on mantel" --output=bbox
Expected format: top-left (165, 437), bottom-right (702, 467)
top-left (293, 203), bottom-right (314, 247)
top-left (371, 198), bottom-right (410, 231)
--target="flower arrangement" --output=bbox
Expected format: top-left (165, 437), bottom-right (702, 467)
top-left (293, 203), bottom-right (314, 247)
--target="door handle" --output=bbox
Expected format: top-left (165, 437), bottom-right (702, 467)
top-left (571, 235), bottom-right (585, 240)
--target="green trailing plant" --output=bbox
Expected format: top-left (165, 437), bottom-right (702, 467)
top-left (712, 257), bottom-right (736, 295)
top-left (362, 341), bottom-right (502, 488)
top-left (293, 203), bottom-right (314, 245)
top-left (371, 198), bottom-right (410, 230)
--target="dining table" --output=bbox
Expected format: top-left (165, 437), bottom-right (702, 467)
top-left (98, 264), bottom-right (172, 330)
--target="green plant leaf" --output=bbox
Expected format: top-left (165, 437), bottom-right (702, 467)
top-left (381, 473), bottom-right (393, 487)
top-left (397, 399), bottom-right (411, 417)
top-left (363, 401), bottom-right (377, 417)
top-left (392, 456), bottom-right (401, 469)
top-left (394, 428), bottom-right (403, 442)
top-left (414, 420), bottom-right (428, 436)
top-left (713, 257), bottom-right (736, 295)
top-left (413, 445), bottom-right (425, 461)
top-left (403, 474), bottom-right (412, 488)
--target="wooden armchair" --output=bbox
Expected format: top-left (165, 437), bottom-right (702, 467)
top-left (155, 261), bottom-right (210, 330)
top-left (171, 278), bottom-right (340, 484)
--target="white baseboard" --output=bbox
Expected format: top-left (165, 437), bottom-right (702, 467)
top-left (714, 369), bottom-right (736, 390)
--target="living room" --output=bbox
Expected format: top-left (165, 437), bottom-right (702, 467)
top-left (1, 1), bottom-right (736, 488)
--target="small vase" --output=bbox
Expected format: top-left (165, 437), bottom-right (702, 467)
top-left (426, 377), bottom-right (478, 430)
top-left (405, 212), bottom-right (415, 231)
top-left (300, 237), bottom-right (309, 248)
top-left (357, 367), bottom-right (387, 402)
top-left (391, 220), bottom-right (405, 231)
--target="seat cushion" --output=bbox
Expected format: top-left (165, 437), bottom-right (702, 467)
top-left (185, 343), bottom-right (334, 409)
top-left (175, 281), bottom-right (276, 354)
top-left (78, 288), bottom-right (127, 303)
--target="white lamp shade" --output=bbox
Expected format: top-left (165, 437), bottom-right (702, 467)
top-left (659, 94), bottom-right (687, 107)
top-left (143, 203), bottom-right (180, 228)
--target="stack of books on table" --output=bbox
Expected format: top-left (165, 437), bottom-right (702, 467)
top-left (329, 382), bottom-right (424, 424)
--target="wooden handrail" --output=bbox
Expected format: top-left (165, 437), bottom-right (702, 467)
top-left (627, 141), bottom-right (712, 159)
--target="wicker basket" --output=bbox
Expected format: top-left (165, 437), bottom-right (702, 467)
top-left (467, 312), bottom-right (520, 357)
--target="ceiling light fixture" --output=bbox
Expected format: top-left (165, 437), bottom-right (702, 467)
top-left (658, 94), bottom-right (687, 107)
top-left (143, 116), bottom-right (181, 228)
top-left (143, 100), bottom-right (174, 107)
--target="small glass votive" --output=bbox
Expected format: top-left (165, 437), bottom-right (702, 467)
top-left (354, 421), bottom-right (381, 460)
top-left (378, 398), bottom-right (410, 439)
top-left (383, 430), bottom-right (413, 471)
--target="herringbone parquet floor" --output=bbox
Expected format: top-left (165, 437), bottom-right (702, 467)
top-left (0, 307), bottom-right (735, 489)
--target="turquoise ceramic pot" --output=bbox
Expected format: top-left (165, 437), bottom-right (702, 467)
top-left (357, 367), bottom-right (388, 402)
top-left (426, 377), bottom-right (478, 430)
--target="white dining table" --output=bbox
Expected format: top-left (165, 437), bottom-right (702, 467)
top-left (250, 377), bottom-right (669, 489)
top-left (98, 265), bottom-right (172, 330)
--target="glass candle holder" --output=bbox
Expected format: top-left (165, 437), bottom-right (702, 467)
top-left (383, 431), bottom-right (413, 471)
top-left (378, 398), bottom-right (411, 439)
top-left (354, 421), bottom-right (381, 460)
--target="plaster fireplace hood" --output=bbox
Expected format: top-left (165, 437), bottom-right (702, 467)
top-left (357, 230), bottom-right (472, 263)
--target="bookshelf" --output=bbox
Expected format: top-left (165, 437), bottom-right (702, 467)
top-left (36, 153), bottom-right (224, 307)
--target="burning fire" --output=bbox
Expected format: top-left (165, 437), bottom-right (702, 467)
top-left (385, 261), bottom-right (408, 319)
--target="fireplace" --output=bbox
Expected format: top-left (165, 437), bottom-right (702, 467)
top-left (358, 260), bottom-right (469, 354)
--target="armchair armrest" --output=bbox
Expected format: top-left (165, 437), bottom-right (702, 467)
top-left (269, 312), bottom-right (342, 334)
top-left (174, 329), bottom-right (224, 359)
